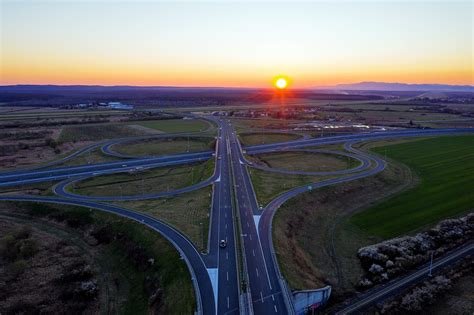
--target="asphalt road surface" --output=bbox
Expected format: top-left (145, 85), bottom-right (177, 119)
top-left (224, 119), bottom-right (288, 314)
top-left (0, 151), bottom-right (212, 187)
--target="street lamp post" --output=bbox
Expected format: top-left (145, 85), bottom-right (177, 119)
top-left (200, 222), bottom-right (204, 250)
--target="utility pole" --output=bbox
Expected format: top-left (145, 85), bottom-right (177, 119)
top-left (428, 251), bottom-right (434, 277)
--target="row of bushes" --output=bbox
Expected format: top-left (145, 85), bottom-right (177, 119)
top-left (0, 138), bottom-right (61, 157)
top-left (379, 258), bottom-right (473, 313)
top-left (357, 212), bottom-right (473, 288)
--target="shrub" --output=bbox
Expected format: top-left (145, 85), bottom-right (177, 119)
top-left (8, 259), bottom-right (28, 279)
top-left (18, 239), bottom-right (37, 259)
top-left (0, 231), bottom-right (37, 262)
top-left (45, 137), bottom-right (58, 149)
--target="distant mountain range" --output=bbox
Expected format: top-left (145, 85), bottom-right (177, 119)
top-left (321, 82), bottom-right (474, 92)
top-left (1, 82), bottom-right (473, 93)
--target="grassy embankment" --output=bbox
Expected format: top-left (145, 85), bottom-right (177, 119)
top-left (273, 135), bottom-right (474, 300)
top-left (115, 187), bottom-right (212, 252)
top-left (0, 201), bottom-right (195, 314)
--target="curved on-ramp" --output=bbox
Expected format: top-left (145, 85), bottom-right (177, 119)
top-left (245, 148), bottom-right (371, 176)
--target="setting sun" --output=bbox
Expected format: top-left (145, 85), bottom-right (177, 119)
top-left (275, 77), bottom-right (288, 89)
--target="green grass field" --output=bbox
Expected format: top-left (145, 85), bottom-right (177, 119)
top-left (115, 187), bottom-right (212, 251)
top-left (114, 137), bottom-right (213, 157)
top-left (248, 151), bottom-right (358, 206)
top-left (73, 159), bottom-right (214, 197)
top-left (133, 119), bottom-right (211, 133)
top-left (351, 135), bottom-right (474, 238)
top-left (252, 151), bottom-right (358, 172)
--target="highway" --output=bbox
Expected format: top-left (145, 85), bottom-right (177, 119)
top-left (0, 151), bottom-right (212, 187)
top-left (245, 128), bottom-right (474, 154)
top-left (1, 128), bottom-right (471, 188)
top-left (224, 119), bottom-right (288, 314)
top-left (204, 118), bottom-right (240, 315)
top-left (1, 122), bottom-right (473, 315)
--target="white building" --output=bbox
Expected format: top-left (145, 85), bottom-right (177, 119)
top-left (107, 102), bottom-right (134, 110)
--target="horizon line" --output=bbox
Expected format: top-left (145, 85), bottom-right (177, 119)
top-left (1, 81), bottom-right (473, 90)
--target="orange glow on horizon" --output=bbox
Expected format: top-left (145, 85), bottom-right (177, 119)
top-left (1, 57), bottom-right (472, 87)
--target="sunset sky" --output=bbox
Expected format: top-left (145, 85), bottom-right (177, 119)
top-left (1, 1), bottom-right (472, 88)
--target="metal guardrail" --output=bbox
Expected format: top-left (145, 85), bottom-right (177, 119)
top-left (279, 278), bottom-right (296, 315)
top-left (226, 130), bottom-right (254, 315)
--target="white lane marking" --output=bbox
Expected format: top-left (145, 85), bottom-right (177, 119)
top-left (253, 215), bottom-right (261, 234)
top-left (260, 292), bottom-right (264, 303)
top-left (226, 252), bottom-right (228, 260)
top-left (274, 305), bottom-right (278, 312)
top-left (225, 224), bottom-right (227, 229)
top-left (225, 213), bottom-right (227, 218)
top-left (206, 268), bottom-right (218, 311)
top-left (227, 271), bottom-right (229, 281)
top-left (249, 234), bottom-right (252, 240)
top-left (227, 296), bottom-right (230, 309)
top-left (272, 295), bottom-right (275, 301)
top-left (252, 249), bottom-right (255, 256)
top-left (256, 268), bottom-right (259, 277)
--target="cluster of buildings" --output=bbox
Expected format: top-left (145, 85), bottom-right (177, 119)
top-left (72, 101), bottom-right (134, 110)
